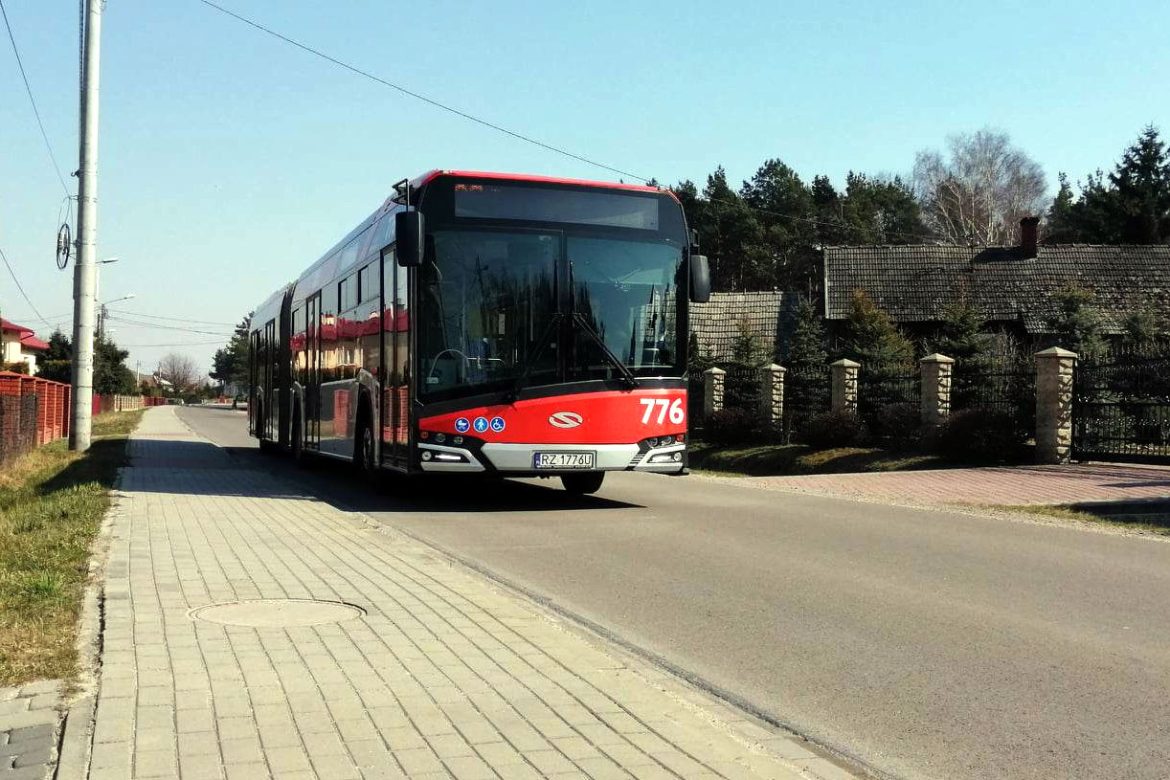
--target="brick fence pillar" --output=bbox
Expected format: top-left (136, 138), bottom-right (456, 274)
top-left (830, 359), bottom-right (860, 414)
top-left (1035, 347), bottom-right (1078, 464)
top-left (919, 353), bottom-right (955, 429)
top-left (703, 367), bottom-right (726, 417)
top-left (758, 364), bottom-right (785, 427)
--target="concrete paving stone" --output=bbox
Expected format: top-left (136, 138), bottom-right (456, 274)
top-left (258, 723), bottom-right (301, 749)
top-left (3, 766), bottom-right (55, 780)
top-left (475, 740), bottom-right (526, 767)
top-left (426, 732), bottom-right (477, 759)
top-left (597, 742), bottom-right (659, 768)
top-left (524, 748), bottom-right (579, 775)
top-left (264, 745), bottom-right (313, 774)
top-left (333, 717), bottom-right (380, 745)
top-left (651, 749), bottom-right (712, 776)
top-left (11, 745), bottom-right (52, 768)
top-left (303, 731), bottom-right (349, 759)
top-left (215, 715), bottom-right (258, 739)
top-left (16, 682), bottom-right (60, 698)
top-left (6, 724), bottom-right (54, 744)
top-left (178, 750), bottom-right (227, 780)
top-left (309, 752), bottom-right (362, 780)
top-left (177, 731), bottom-right (221, 757)
top-left (443, 754), bottom-right (496, 780)
top-left (392, 746), bottom-right (447, 775)
top-left (133, 748), bottom-right (179, 778)
top-left (135, 726), bottom-right (179, 753)
top-left (219, 736), bottom-right (264, 765)
top-left (573, 755), bottom-right (632, 779)
top-left (223, 761), bottom-right (271, 780)
top-left (551, 735), bottom-right (604, 761)
top-left (177, 708), bottom-right (216, 734)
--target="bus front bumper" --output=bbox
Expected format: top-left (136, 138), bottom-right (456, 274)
top-left (416, 442), bottom-right (686, 475)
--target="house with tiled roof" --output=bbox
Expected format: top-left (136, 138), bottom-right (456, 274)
top-left (0, 317), bottom-right (50, 374)
top-left (822, 219), bottom-right (1170, 336)
top-left (689, 291), bottom-right (799, 361)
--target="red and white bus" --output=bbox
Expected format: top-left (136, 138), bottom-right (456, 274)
top-left (248, 170), bottom-right (710, 494)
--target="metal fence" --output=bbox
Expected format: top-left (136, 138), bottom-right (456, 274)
top-left (1074, 343), bottom-right (1170, 462)
top-left (857, 369), bottom-right (920, 443)
top-left (951, 354), bottom-right (1036, 438)
top-left (783, 362), bottom-right (830, 441)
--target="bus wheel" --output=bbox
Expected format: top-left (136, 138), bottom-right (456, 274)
top-left (354, 411), bottom-right (376, 480)
top-left (561, 472), bottom-right (604, 495)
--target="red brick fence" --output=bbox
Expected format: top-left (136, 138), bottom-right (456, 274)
top-left (0, 372), bottom-right (72, 465)
top-left (0, 375), bottom-right (162, 466)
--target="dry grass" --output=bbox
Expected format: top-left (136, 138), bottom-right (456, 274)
top-left (689, 441), bottom-right (945, 476)
top-left (996, 504), bottom-right (1170, 536)
top-left (0, 410), bottom-right (141, 686)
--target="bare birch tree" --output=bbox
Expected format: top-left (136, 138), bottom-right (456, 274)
top-left (913, 129), bottom-right (1048, 245)
top-left (159, 353), bottom-right (200, 394)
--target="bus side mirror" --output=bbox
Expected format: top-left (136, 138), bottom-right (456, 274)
top-left (690, 254), bottom-right (711, 303)
top-left (395, 210), bottom-right (425, 267)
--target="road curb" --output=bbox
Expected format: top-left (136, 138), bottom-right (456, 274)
top-left (54, 461), bottom-right (125, 779)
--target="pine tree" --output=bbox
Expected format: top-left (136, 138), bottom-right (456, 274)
top-left (784, 298), bottom-right (830, 430)
top-left (1046, 173), bottom-right (1078, 242)
top-left (1110, 125), bottom-right (1170, 243)
top-left (1045, 285), bottom-right (1105, 358)
top-left (841, 290), bottom-right (915, 377)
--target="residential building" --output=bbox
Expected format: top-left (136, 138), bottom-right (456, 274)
top-left (822, 218), bottom-right (1170, 337)
top-left (0, 317), bottom-right (50, 374)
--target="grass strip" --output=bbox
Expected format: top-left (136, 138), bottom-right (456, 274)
top-left (995, 503), bottom-right (1170, 536)
top-left (0, 408), bottom-right (144, 686)
top-left (689, 441), bottom-right (944, 476)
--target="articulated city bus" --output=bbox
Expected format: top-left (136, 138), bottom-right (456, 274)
top-left (247, 170), bottom-right (710, 494)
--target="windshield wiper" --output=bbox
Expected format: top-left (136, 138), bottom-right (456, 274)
top-left (572, 312), bottom-right (639, 389)
top-left (506, 314), bottom-right (561, 402)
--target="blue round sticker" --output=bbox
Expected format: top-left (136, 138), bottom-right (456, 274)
top-left (473, 417), bottom-right (489, 433)
top-left (490, 416), bottom-right (506, 433)
top-left (454, 417), bottom-right (470, 433)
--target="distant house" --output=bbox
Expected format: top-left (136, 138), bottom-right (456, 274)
top-left (689, 291), bottom-right (798, 361)
top-left (821, 219), bottom-right (1170, 337)
top-left (0, 318), bottom-right (50, 374)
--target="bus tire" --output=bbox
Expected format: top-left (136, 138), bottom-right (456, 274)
top-left (561, 472), bottom-right (604, 495)
top-left (354, 400), bottom-right (376, 481)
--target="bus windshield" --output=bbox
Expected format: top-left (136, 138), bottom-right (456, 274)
top-left (418, 228), bottom-right (682, 399)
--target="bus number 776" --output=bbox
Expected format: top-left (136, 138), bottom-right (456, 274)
top-left (639, 398), bottom-right (685, 425)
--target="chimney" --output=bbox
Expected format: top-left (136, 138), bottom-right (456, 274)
top-left (1020, 216), bottom-right (1039, 259)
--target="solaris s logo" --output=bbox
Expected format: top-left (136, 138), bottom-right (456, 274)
top-left (548, 411), bottom-right (583, 429)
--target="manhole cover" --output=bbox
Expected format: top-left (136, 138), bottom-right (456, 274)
top-left (190, 599), bottom-right (366, 627)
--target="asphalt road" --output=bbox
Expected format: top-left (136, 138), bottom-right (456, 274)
top-left (178, 405), bottom-right (1170, 780)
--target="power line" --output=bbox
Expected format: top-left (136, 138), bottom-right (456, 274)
top-left (0, 244), bottom-right (50, 327)
top-left (105, 315), bottom-right (234, 337)
top-left (0, 0), bottom-right (72, 197)
top-left (194, 0), bottom-right (650, 184)
top-left (106, 307), bottom-right (240, 327)
top-left (118, 339), bottom-right (226, 348)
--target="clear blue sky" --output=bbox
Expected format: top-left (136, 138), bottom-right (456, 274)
top-left (2, 0), bottom-right (1167, 376)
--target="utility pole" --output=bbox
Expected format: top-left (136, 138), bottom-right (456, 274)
top-left (70, 0), bottom-right (103, 451)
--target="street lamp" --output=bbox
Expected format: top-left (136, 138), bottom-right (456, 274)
top-left (97, 293), bottom-right (135, 339)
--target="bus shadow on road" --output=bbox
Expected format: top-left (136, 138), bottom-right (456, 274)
top-left (220, 446), bottom-right (644, 513)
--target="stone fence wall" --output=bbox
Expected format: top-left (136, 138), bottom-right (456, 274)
top-left (698, 348), bottom-right (1077, 464)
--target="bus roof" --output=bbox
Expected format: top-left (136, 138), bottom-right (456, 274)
top-left (410, 170), bottom-right (674, 200)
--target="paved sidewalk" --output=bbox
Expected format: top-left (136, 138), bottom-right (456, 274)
top-left (0, 680), bottom-right (62, 779)
top-left (732, 463), bottom-right (1170, 508)
top-left (84, 408), bottom-right (845, 779)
